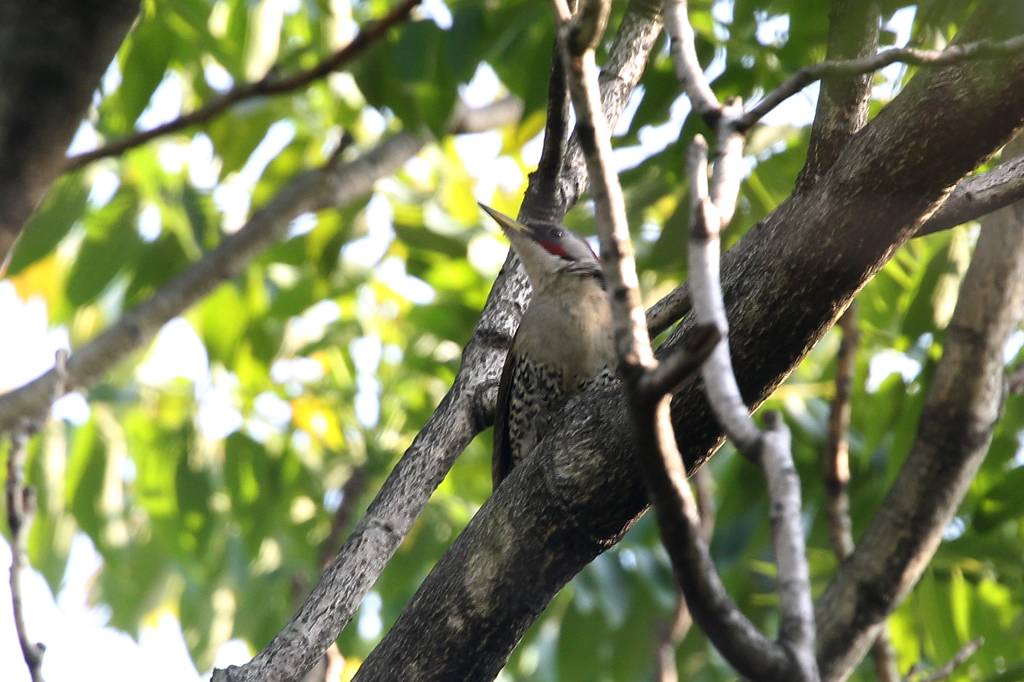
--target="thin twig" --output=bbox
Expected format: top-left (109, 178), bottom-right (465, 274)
top-left (652, 466), bottom-right (716, 682)
top-left (738, 33), bottom-right (1024, 130)
top-left (6, 430), bottom-right (44, 682)
top-left (913, 637), bottom-right (984, 682)
top-left (62, 0), bottom-right (421, 172)
top-left (6, 349), bottom-right (68, 682)
top-left (686, 137), bottom-right (761, 454)
top-left (824, 305), bottom-right (858, 560)
top-left (556, 0), bottom-right (649, 371)
top-left (663, 0), bottom-right (721, 123)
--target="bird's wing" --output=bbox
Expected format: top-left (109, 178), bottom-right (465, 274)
top-left (491, 335), bottom-right (519, 491)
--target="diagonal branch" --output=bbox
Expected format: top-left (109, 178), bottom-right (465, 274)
top-left (62, 0), bottom-right (420, 172)
top-left (0, 98), bottom-right (522, 435)
top-left (914, 637), bottom-right (984, 682)
top-left (651, 466), bottom-right (715, 682)
top-left (738, 33), bottom-right (1024, 131)
top-left (918, 154), bottom-right (1024, 236)
top-left (521, 39), bottom-right (572, 226)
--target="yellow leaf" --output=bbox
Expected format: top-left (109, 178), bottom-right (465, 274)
top-left (10, 252), bottom-right (65, 309)
top-left (292, 395), bottom-right (345, 449)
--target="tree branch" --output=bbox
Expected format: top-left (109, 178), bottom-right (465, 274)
top-left (797, 0), bottom-right (879, 190)
top-left (685, 138), bottom-right (760, 455)
top-left (823, 305), bottom-right (857, 560)
top-left (0, 99), bottom-right (521, 435)
top-left (0, 0), bottom-right (139, 267)
top-left (685, 136), bottom-right (817, 680)
top-left (5, 350), bottom-right (68, 682)
top-left (520, 40), bottom-right (571, 225)
top-left (62, 0), bottom-right (420, 173)
top-left (216, 3), bottom-right (664, 679)
top-left (563, 0), bottom-right (816, 673)
top-left (918, 154), bottom-right (1024, 236)
top-left (739, 33), bottom-right (1024, 131)
top-left (652, 466), bottom-right (715, 682)
top-left (913, 637), bottom-right (984, 682)
top-left (663, 0), bottom-right (720, 123)
top-left (815, 133), bottom-right (1024, 681)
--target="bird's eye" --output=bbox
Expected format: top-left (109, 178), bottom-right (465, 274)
top-left (551, 229), bottom-right (564, 240)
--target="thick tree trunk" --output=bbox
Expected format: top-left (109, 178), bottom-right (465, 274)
top-left (0, 0), bottom-right (139, 264)
top-left (355, 3), bottom-right (1024, 679)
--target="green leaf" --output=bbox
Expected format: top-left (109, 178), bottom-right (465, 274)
top-left (117, 18), bottom-right (173, 132)
top-left (65, 189), bottom-right (142, 306)
top-left (974, 466), bottom-right (1024, 532)
top-left (198, 283), bottom-right (250, 365)
top-left (394, 223), bottom-right (467, 258)
top-left (65, 422), bottom-right (108, 541)
top-left (123, 230), bottom-right (193, 309)
top-left (353, 19), bottom-right (461, 137)
top-left (207, 103), bottom-right (283, 178)
top-left (7, 175), bottom-right (90, 275)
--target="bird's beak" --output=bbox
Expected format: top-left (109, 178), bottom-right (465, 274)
top-left (479, 203), bottom-right (554, 287)
top-left (479, 203), bottom-right (532, 238)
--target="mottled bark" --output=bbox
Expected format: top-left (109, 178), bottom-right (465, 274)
top-left (0, 0), bottom-right (139, 265)
top-left (799, 0), bottom-right (879, 188)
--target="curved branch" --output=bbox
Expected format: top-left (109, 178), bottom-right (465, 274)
top-left (62, 0), bottom-right (420, 173)
top-left (663, 0), bottom-right (720, 123)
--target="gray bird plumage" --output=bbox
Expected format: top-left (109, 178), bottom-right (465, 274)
top-left (481, 204), bottom-right (617, 489)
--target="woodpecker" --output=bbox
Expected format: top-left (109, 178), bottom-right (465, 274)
top-left (480, 204), bottom-right (617, 489)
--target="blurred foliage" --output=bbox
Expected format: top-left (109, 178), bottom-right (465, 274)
top-left (2, 0), bottom-right (1023, 680)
